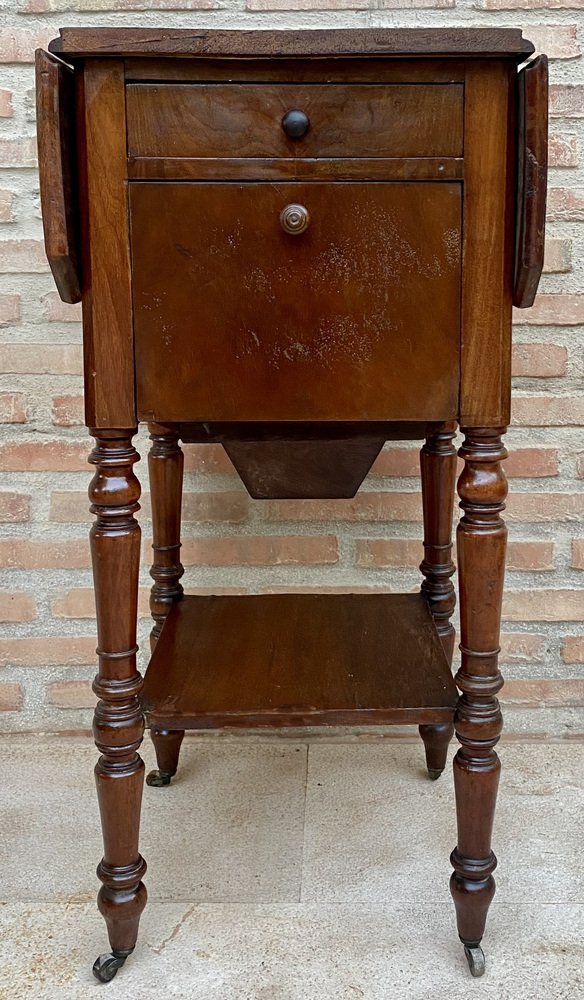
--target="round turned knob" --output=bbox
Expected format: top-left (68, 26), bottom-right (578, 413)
top-left (281, 109), bottom-right (310, 140)
top-left (280, 204), bottom-right (310, 236)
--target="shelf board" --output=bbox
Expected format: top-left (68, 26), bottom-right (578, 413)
top-left (141, 593), bottom-right (457, 730)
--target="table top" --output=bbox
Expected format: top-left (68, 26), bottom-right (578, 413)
top-left (48, 26), bottom-right (535, 62)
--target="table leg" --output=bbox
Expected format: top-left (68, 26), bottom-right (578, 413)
top-left (450, 427), bottom-right (507, 977)
top-left (419, 422), bottom-right (457, 778)
top-left (146, 423), bottom-right (185, 787)
top-left (89, 429), bottom-right (147, 983)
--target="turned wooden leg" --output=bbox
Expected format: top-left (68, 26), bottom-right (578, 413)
top-left (419, 422), bottom-right (457, 779)
top-left (89, 429), bottom-right (146, 983)
top-left (146, 423), bottom-right (185, 787)
top-left (450, 427), bottom-right (507, 978)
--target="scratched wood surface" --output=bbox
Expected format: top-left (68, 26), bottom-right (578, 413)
top-left (131, 180), bottom-right (462, 423)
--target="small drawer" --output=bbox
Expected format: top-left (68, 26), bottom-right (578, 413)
top-left (126, 83), bottom-right (463, 160)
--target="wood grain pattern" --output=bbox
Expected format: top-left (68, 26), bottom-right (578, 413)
top-left (35, 50), bottom-right (81, 304)
top-left (459, 61), bottom-right (515, 428)
top-left (141, 593), bottom-right (458, 729)
top-left (126, 83), bottom-right (463, 160)
top-left (81, 60), bottom-right (135, 429)
top-left (128, 156), bottom-right (463, 182)
top-left (513, 55), bottom-right (549, 309)
top-left (451, 427), bottom-right (507, 949)
top-left (49, 27), bottom-right (534, 61)
top-left (131, 181), bottom-right (462, 423)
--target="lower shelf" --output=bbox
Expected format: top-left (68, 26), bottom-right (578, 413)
top-left (141, 593), bottom-right (457, 730)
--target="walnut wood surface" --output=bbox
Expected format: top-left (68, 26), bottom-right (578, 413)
top-left (459, 62), bottom-right (515, 428)
top-left (124, 57), bottom-right (466, 83)
top-left (141, 593), bottom-right (458, 729)
top-left (514, 55), bottom-right (549, 309)
top-left (127, 83), bottom-right (463, 160)
top-left (35, 50), bottom-right (81, 304)
top-left (223, 436), bottom-right (385, 499)
top-left (450, 428), bottom-right (507, 947)
top-left (128, 156), bottom-right (463, 182)
top-left (80, 61), bottom-right (135, 429)
top-left (89, 430), bottom-right (147, 956)
top-left (49, 27), bottom-right (534, 60)
top-left (420, 422), bottom-right (457, 663)
top-left (131, 181), bottom-right (461, 423)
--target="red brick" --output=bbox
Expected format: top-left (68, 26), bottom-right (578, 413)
top-left (44, 292), bottom-right (82, 323)
top-left (0, 441), bottom-right (88, 472)
top-left (502, 590), bottom-right (584, 621)
top-left (547, 188), bottom-right (584, 221)
top-left (0, 138), bottom-right (36, 167)
top-left (511, 344), bottom-right (567, 377)
top-left (0, 683), bottom-right (23, 712)
top-left (248, 0), bottom-right (366, 8)
top-left (51, 395), bottom-right (84, 427)
top-left (47, 680), bottom-right (93, 710)
top-left (571, 539), bottom-right (584, 568)
top-left (0, 190), bottom-right (13, 223)
top-left (0, 539), bottom-right (90, 570)
top-left (506, 540), bottom-right (554, 570)
top-left (266, 493), bottom-right (422, 522)
top-left (0, 392), bottom-right (27, 423)
top-left (512, 397), bottom-right (584, 426)
top-left (355, 538), bottom-right (422, 568)
top-left (506, 492), bottom-right (584, 522)
top-left (503, 679), bottom-right (584, 708)
top-left (0, 89), bottom-right (13, 117)
top-left (0, 493), bottom-right (30, 522)
top-left (550, 84), bottom-right (584, 118)
top-left (505, 448), bottom-right (559, 478)
top-left (561, 636), bottom-right (584, 663)
top-left (25, 0), bottom-right (217, 9)
top-left (50, 490), bottom-right (248, 523)
top-left (549, 133), bottom-right (578, 167)
top-left (0, 344), bottom-right (82, 375)
top-left (543, 238), bottom-right (572, 272)
top-left (527, 24), bottom-right (580, 58)
top-left (500, 632), bottom-right (546, 663)
top-left (513, 294), bottom-right (584, 325)
top-left (0, 240), bottom-right (48, 273)
top-left (0, 636), bottom-right (96, 666)
top-left (0, 29), bottom-right (53, 62)
top-left (180, 535), bottom-right (339, 566)
top-left (183, 444), bottom-right (236, 474)
top-left (371, 447), bottom-right (420, 477)
top-left (0, 592), bottom-right (36, 622)
top-left (53, 587), bottom-right (151, 618)
top-left (0, 293), bottom-right (20, 326)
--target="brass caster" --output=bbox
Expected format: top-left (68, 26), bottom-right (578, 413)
top-left (427, 767), bottom-right (443, 781)
top-left (464, 944), bottom-right (486, 978)
top-left (146, 769), bottom-right (172, 787)
top-left (92, 950), bottom-right (130, 983)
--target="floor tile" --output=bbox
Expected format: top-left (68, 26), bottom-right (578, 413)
top-left (301, 742), bottom-right (584, 904)
top-left (0, 736), bottom-right (308, 903)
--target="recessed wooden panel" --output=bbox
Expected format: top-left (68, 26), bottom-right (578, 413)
top-left (127, 83), bottom-right (463, 160)
top-left (131, 181), bottom-right (462, 423)
top-left (141, 593), bottom-right (458, 729)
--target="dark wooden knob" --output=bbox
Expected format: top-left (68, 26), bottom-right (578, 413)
top-left (280, 204), bottom-right (310, 235)
top-left (281, 109), bottom-right (310, 139)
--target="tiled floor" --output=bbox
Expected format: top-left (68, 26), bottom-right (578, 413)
top-left (0, 735), bottom-right (582, 999)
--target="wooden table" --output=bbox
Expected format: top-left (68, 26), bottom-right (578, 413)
top-left (36, 27), bottom-right (548, 982)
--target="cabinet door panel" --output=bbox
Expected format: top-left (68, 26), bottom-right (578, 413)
top-left (131, 181), bottom-right (461, 423)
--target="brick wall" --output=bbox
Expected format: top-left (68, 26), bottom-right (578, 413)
top-left (0, 1), bottom-right (582, 736)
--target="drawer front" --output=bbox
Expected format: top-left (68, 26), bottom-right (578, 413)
top-left (127, 83), bottom-right (463, 159)
top-left (131, 181), bottom-right (461, 423)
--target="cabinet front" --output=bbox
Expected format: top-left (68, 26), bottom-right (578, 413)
top-left (130, 181), bottom-right (461, 423)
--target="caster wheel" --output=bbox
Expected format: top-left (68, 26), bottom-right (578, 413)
top-left (427, 767), bottom-right (443, 781)
top-left (146, 769), bottom-right (172, 787)
top-left (464, 944), bottom-right (486, 978)
top-left (92, 951), bottom-right (129, 983)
